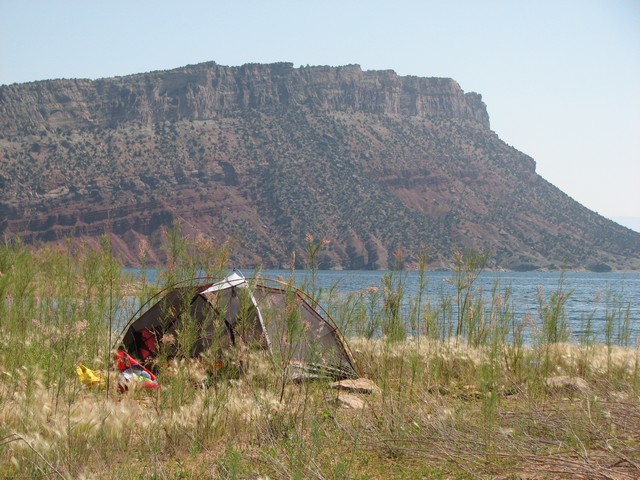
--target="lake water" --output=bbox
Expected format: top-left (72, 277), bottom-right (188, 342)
top-left (124, 269), bottom-right (640, 344)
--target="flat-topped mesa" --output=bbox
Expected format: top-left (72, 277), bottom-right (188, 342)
top-left (0, 62), bottom-right (490, 134)
top-left (0, 60), bottom-right (638, 271)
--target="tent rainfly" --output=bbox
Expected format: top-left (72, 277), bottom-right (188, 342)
top-left (117, 272), bottom-right (359, 380)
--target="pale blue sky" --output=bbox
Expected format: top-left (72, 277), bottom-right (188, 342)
top-left (1, 0), bottom-right (639, 230)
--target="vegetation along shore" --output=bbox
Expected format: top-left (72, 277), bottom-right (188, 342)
top-left (1, 235), bottom-right (638, 479)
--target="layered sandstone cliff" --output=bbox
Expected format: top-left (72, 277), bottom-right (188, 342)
top-left (0, 63), bottom-right (489, 134)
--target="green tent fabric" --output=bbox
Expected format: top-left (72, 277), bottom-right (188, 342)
top-left (118, 272), bottom-right (359, 379)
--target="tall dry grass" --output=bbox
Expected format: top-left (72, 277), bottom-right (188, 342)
top-left (0, 237), bottom-right (638, 479)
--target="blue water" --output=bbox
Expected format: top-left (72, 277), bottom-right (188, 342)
top-left (124, 268), bottom-right (640, 344)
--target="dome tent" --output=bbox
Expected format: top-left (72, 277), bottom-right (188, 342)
top-left (117, 272), bottom-right (359, 380)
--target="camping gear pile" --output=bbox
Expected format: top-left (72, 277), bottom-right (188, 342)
top-left (98, 272), bottom-right (359, 391)
top-left (114, 349), bottom-right (160, 391)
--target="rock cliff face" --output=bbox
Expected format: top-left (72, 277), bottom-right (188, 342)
top-left (1, 62), bottom-right (639, 270)
top-left (0, 63), bottom-right (489, 133)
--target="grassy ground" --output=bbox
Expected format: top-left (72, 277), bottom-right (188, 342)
top-left (0, 238), bottom-right (638, 479)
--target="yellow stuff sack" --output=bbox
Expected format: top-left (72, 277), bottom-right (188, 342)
top-left (76, 364), bottom-right (104, 388)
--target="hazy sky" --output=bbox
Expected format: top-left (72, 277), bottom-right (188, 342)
top-left (1, 0), bottom-right (639, 230)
